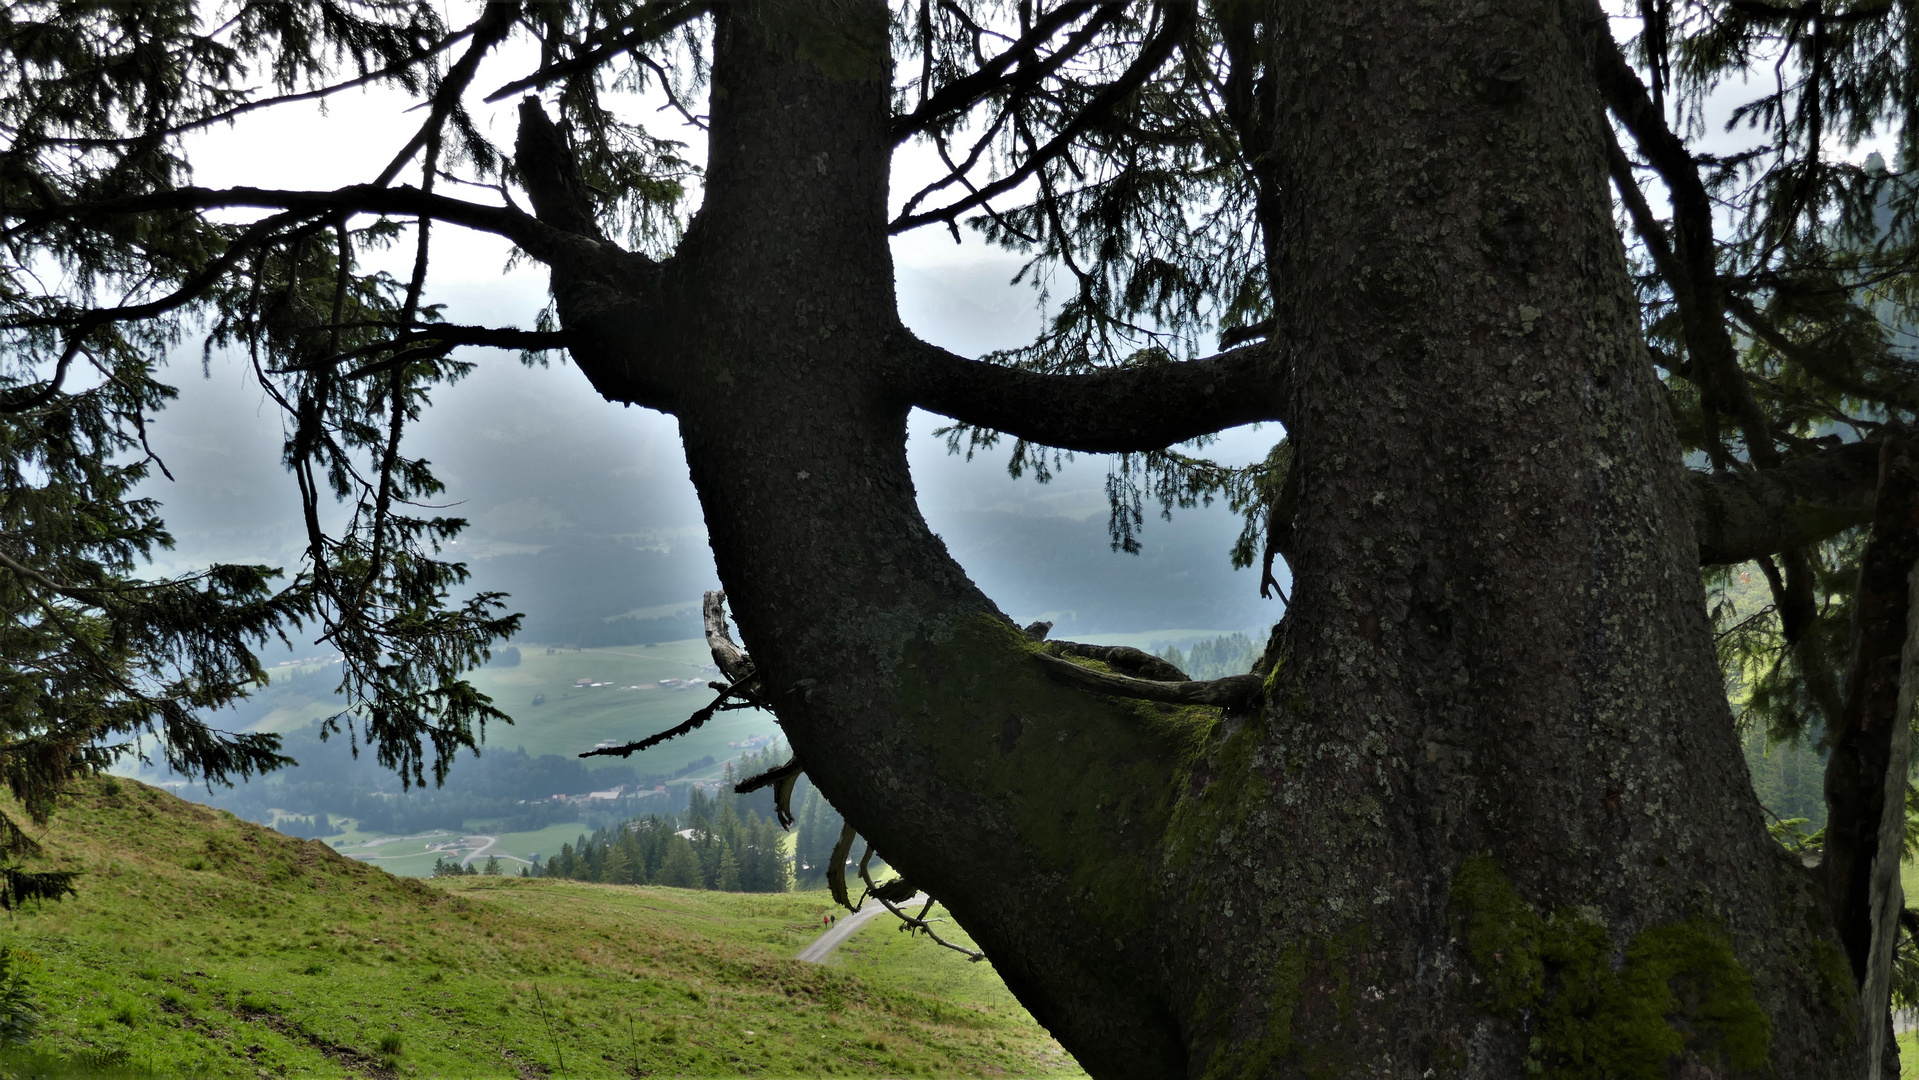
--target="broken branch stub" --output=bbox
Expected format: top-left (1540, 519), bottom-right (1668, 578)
top-left (828, 822), bottom-right (859, 912)
top-left (734, 756), bottom-right (805, 828)
top-left (704, 591), bottom-right (754, 682)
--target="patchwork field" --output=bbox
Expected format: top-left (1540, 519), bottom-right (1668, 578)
top-left (2, 775), bottom-right (1086, 1078)
top-left (238, 640), bottom-right (781, 779)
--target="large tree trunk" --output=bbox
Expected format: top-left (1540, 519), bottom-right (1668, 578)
top-left (547, 1), bottom-right (1860, 1075)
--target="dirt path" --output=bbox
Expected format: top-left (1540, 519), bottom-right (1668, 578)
top-left (796, 895), bottom-right (926, 964)
top-left (459, 835), bottom-right (499, 869)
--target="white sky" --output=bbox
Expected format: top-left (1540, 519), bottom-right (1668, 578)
top-left (136, 21), bottom-right (1284, 642)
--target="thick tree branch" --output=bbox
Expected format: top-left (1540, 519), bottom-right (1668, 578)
top-left (1032, 651), bottom-right (1263, 708)
top-left (1688, 439), bottom-right (1880, 565)
top-left (904, 335), bottom-right (1281, 453)
top-left (1042, 640), bottom-right (1189, 682)
top-left (1591, 12), bottom-right (1781, 469)
top-left (1822, 438), bottom-right (1919, 1062)
top-left (505, 101), bottom-right (683, 412)
top-left (514, 99), bottom-right (607, 240)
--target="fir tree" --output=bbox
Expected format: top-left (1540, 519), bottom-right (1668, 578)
top-left (600, 843), bottom-right (630, 885)
top-left (657, 835), bottom-right (701, 890)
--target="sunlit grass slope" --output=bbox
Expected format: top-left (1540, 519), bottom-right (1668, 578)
top-left (6, 776), bottom-right (1085, 1078)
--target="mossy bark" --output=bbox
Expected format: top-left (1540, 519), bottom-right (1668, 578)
top-left (540, 1), bottom-right (1860, 1076)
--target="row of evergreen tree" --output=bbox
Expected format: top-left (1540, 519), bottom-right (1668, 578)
top-left (539, 744), bottom-right (798, 891)
top-left (539, 799), bottom-right (788, 890)
top-left (430, 854), bottom-right (508, 876)
top-left (1153, 633), bottom-right (1260, 681)
top-left (534, 741), bottom-right (881, 893)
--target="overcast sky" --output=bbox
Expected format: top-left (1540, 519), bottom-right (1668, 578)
top-left (135, 10), bottom-right (1907, 652)
top-left (131, 37), bottom-right (1285, 648)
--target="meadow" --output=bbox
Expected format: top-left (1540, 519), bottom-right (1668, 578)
top-left (1, 775), bottom-right (1086, 1078)
top-left (242, 640), bottom-right (777, 778)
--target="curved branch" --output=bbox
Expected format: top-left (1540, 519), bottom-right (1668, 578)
top-left (905, 335), bottom-right (1281, 453)
top-left (1032, 651), bottom-right (1262, 708)
top-left (1591, 9), bottom-right (1779, 468)
top-left (1688, 439), bottom-right (1881, 565)
top-left (1042, 640), bottom-right (1189, 681)
top-left (507, 101), bottom-right (684, 413)
top-left (6, 184), bottom-right (620, 276)
top-left (372, 0), bottom-right (520, 187)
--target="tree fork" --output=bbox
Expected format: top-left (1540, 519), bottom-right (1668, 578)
top-left (520, 0), bottom-right (1862, 1074)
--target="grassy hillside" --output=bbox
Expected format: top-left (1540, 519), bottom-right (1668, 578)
top-left (3, 776), bottom-right (1085, 1078)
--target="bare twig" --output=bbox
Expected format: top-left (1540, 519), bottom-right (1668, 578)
top-left (576, 674), bottom-right (762, 758)
top-left (734, 756), bottom-right (804, 828)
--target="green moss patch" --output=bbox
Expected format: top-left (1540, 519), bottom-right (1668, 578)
top-left (1450, 854), bottom-right (1771, 1078)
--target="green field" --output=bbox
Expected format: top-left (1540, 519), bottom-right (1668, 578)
top-left (322, 819), bottom-right (597, 878)
top-left (4, 775), bottom-right (1087, 1078)
top-left (249, 640), bottom-right (782, 779)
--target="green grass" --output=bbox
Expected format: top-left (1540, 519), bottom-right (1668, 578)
top-left (326, 820), bottom-right (595, 878)
top-left (251, 640), bottom-right (782, 778)
top-left (826, 908), bottom-right (1074, 1078)
top-left (7, 775), bottom-right (1087, 1078)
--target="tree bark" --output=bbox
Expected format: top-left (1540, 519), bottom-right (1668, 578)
top-left (1823, 440), bottom-right (1919, 1071)
top-left (536, 1), bottom-right (1860, 1075)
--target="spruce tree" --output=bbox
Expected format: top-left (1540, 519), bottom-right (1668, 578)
top-left (599, 843), bottom-right (629, 886)
top-left (657, 835), bottom-right (701, 890)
